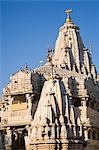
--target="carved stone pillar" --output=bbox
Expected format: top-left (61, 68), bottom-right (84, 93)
top-left (26, 94), bottom-right (33, 119)
top-left (50, 124), bottom-right (55, 139)
top-left (79, 124), bottom-right (83, 137)
top-left (26, 94), bottom-right (32, 109)
top-left (5, 127), bottom-right (12, 150)
top-left (84, 127), bottom-right (88, 141)
top-left (55, 119), bottom-right (60, 139)
top-left (60, 123), bottom-right (67, 140)
top-left (81, 97), bottom-right (87, 107)
top-left (25, 125), bottom-right (30, 150)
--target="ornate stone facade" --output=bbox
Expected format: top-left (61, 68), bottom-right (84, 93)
top-left (0, 9), bottom-right (99, 150)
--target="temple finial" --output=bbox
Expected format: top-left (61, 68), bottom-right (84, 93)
top-left (65, 9), bottom-right (72, 23)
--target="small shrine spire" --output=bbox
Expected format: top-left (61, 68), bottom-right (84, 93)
top-left (65, 9), bottom-right (72, 23)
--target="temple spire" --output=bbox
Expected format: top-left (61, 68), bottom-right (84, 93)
top-left (65, 9), bottom-right (72, 23)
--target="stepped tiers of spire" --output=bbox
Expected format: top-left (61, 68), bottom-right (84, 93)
top-left (53, 9), bottom-right (96, 79)
top-left (0, 9), bottom-right (99, 150)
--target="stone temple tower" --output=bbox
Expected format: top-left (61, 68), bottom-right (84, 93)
top-left (0, 9), bottom-right (99, 150)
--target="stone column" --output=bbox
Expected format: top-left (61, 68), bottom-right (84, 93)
top-left (60, 123), bottom-right (67, 140)
top-left (50, 124), bottom-right (55, 139)
top-left (84, 127), bottom-right (88, 141)
top-left (79, 124), bottom-right (83, 138)
top-left (26, 94), bottom-right (33, 120)
top-left (25, 125), bottom-right (30, 150)
top-left (55, 119), bottom-right (60, 139)
top-left (26, 94), bottom-right (32, 109)
top-left (5, 127), bottom-right (12, 150)
top-left (81, 98), bottom-right (87, 107)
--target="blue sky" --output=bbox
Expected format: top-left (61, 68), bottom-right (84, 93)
top-left (0, 0), bottom-right (99, 96)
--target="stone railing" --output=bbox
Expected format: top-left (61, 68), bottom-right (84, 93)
top-left (2, 110), bottom-right (32, 126)
top-left (9, 109), bottom-right (32, 124)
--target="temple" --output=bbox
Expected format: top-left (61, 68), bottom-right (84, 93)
top-left (0, 9), bottom-right (99, 150)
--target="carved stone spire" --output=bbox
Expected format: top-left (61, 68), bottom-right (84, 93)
top-left (53, 9), bottom-right (84, 72)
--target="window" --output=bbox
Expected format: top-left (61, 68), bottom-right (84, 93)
top-left (12, 94), bottom-right (26, 104)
